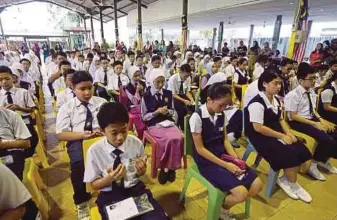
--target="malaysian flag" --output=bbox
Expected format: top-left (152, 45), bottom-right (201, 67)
top-left (291, 0), bottom-right (309, 62)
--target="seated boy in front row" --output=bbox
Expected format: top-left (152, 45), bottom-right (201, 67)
top-left (83, 102), bottom-right (169, 220)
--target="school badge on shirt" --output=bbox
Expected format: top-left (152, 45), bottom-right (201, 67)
top-left (164, 97), bottom-right (169, 103)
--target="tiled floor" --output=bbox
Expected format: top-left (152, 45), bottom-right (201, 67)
top-left (40, 94), bottom-right (337, 220)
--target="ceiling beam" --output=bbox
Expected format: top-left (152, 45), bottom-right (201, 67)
top-left (118, 2), bottom-right (133, 10)
top-left (63, 0), bottom-right (88, 10)
top-left (129, 0), bottom-right (147, 9)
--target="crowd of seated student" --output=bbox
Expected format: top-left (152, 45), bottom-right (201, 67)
top-left (1, 37), bottom-right (337, 220)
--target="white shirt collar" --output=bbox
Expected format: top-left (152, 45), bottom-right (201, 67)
top-left (0, 86), bottom-right (16, 95)
top-left (104, 137), bottom-right (125, 155)
top-left (258, 91), bottom-right (278, 109)
top-left (75, 96), bottom-right (95, 107)
top-left (200, 104), bottom-right (222, 119)
top-left (297, 85), bottom-right (312, 95)
top-left (332, 82), bottom-right (337, 91)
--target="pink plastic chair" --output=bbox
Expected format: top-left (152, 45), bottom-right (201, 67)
top-left (119, 86), bottom-right (135, 130)
top-left (142, 130), bottom-right (188, 179)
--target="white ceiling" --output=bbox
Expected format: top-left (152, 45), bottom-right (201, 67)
top-left (143, 0), bottom-right (337, 29)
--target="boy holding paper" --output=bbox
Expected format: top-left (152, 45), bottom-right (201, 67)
top-left (83, 102), bottom-right (168, 220)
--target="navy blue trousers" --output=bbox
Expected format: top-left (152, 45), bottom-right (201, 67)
top-left (67, 141), bottom-right (91, 205)
top-left (24, 123), bottom-right (38, 158)
top-left (226, 109), bottom-right (243, 140)
top-left (289, 121), bottom-right (337, 163)
top-left (96, 182), bottom-right (169, 220)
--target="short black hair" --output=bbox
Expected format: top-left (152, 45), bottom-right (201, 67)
top-left (329, 59), bottom-right (337, 67)
top-left (207, 82), bottom-right (232, 100)
top-left (258, 69), bottom-right (280, 91)
top-left (230, 56), bottom-right (238, 61)
top-left (317, 64), bottom-right (329, 71)
top-left (100, 57), bottom-right (110, 62)
top-left (20, 58), bottom-right (31, 64)
top-left (180, 63), bottom-right (192, 73)
top-left (136, 55), bottom-right (143, 60)
top-left (71, 71), bottom-right (93, 86)
top-left (280, 58), bottom-right (293, 67)
top-left (63, 68), bottom-right (76, 78)
top-left (151, 55), bottom-right (161, 62)
top-left (97, 102), bottom-right (129, 129)
top-left (257, 55), bottom-right (268, 63)
top-left (187, 58), bottom-right (195, 63)
top-left (56, 51), bottom-right (67, 58)
top-left (113, 60), bottom-right (123, 68)
top-left (87, 53), bottom-right (94, 59)
top-left (0, 52), bottom-right (5, 56)
top-left (59, 60), bottom-right (71, 68)
top-left (79, 55), bottom-right (84, 58)
top-left (297, 62), bottom-right (316, 80)
top-left (213, 56), bottom-right (222, 63)
top-left (128, 51), bottom-right (135, 56)
top-left (237, 58), bottom-right (247, 66)
top-left (0, 65), bottom-right (13, 75)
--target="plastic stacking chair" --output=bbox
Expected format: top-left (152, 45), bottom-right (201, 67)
top-left (142, 130), bottom-right (187, 179)
top-left (83, 137), bottom-right (104, 193)
top-left (23, 158), bottom-right (49, 220)
top-left (241, 84), bottom-right (249, 109)
top-left (90, 206), bottom-right (102, 220)
top-left (180, 115), bottom-right (251, 219)
top-left (34, 124), bottom-right (50, 169)
top-left (119, 87), bottom-right (140, 132)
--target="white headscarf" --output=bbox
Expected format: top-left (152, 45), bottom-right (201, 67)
top-left (149, 68), bottom-right (165, 93)
top-left (128, 66), bottom-right (140, 83)
top-left (206, 62), bottom-right (214, 75)
top-left (10, 62), bottom-right (24, 78)
top-left (89, 55), bottom-right (100, 76)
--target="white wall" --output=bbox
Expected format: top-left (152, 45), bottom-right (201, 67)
top-left (127, 0), bottom-right (274, 27)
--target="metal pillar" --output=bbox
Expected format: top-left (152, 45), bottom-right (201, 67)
top-left (272, 15), bottom-right (282, 51)
top-left (217, 21), bottom-right (224, 53)
top-left (137, 0), bottom-right (143, 50)
top-left (90, 14), bottom-right (95, 45)
top-left (248, 24), bottom-right (254, 48)
top-left (212, 27), bottom-right (217, 51)
top-left (0, 8), bottom-right (7, 49)
top-left (99, 7), bottom-right (104, 40)
top-left (161, 28), bottom-right (164, 41)
top-left (114, 0), bottom-right (119, 43)
top-left (181, 0), bottom-right (188, 53)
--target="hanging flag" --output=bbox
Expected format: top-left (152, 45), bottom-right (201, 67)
top-left (288, 0), bottom-right (309, 62)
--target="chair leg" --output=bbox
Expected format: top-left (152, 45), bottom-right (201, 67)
top-left (151, 141), bottom-right (157, 179)
top-left (34, 167), bottom-right (47, 191)
top-left (265, 169), bottom-right (280, 198)
top-left (179, 171), bottom-right (192, 202)
top-left (207, 188), bottom-right (225, 220)
top-left (244, 198), bottom-right (251, 218)
top-left (242, 143), bottom-right (255, 161)
top-left (183, 155), bottom-right (187, 169)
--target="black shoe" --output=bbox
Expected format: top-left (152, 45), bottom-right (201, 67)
top-left (158, 169), bottom-right (168, 185)
top-left (167, 170), bottom-right (176, 182)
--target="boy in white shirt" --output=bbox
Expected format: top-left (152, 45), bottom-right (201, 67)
top-left (56, 69), bottom-right (76, 111)
top-left (108, 60), bottom-right (130, 101)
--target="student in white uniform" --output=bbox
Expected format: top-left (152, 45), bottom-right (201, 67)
top-left (94, 57), bottom-right (114, 86)
top-left (83, 53), bottom-right (94, 72)
top-left (48, 60), bottom-right (72, 96)
top-left (124, 51), bottom-right (136, 75)
top-left (168, 63), bottom-right (194, 130)
top-left (285, 62), bottom-right (337, 181)
top-left (83, 102), bottom-right (169, 220)
top-left (56, 71), bottom-right (107, 220)
top-left (47, 52), bottom-right (67, 97)
top-left (0, 66), bottom-right (38, 158)
top-left (19, 58), bottom-right (36, 96)
top-left (75, 55), bottom-right (86, 71)
top-left (0, 51), bottom-right (10, 66)
top-left (0, 164), bottom-right (39, 220)
top-left (233, 58), bottom-right (250, 102)
top-left (56, 69), bottom-right (76, 111)
top-left (145, 55), bottom-right (162, 87)
top-left (225, 56), bottom-right (238, 82)
top-left (108, 60), bottom-right (130, 101)
top-left (252, 55), bottom-right (267, 80)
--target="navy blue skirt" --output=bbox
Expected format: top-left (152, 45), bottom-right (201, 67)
top-left (198, 163), bottom-right (257, 192)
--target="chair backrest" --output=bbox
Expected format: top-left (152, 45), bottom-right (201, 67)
top-left (316, 88), bottom-right (322, 110)
top-left (119, 86), bottom-right (128, 107)
top-left (83, 137), bottom-right (104, 165)
top-left (194, 89), bottom-right (201, 112)
top-left (184, 115), bottom-right (193, 157)
top-left (23, 158), bottom-right (49, 220)
top-left (241, 84), bottom-right (249, 109)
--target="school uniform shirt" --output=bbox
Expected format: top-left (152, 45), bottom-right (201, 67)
top-left (189, 103), bottom-right (224, 133)
top-left (53, 76), bottom-right (66, 94)
top-left (94, 67), bottom-right (114, 85)
top-left (56, 96), bottom-right (107, 133)
top-left (83, 136), bottom-right (145, 190)
top-left (137, 65), bottom-right (147, 78)
top-left (225, 64), bottom-right (235, 78)
top-left (0, 164), bottom-right (32, 216)
top-left (324, 69), bottom-right (334, 81)
top-left (290, 76), bottom-right (299, 91)
top-left (46, 62), bottom-right (58, 77)
top-left (0, 87), bottom-right (36, 124)
top-left (83, 60), bottom-right (91, 72)
top-left (233, 69), bottom-right (250, 84)
top-left (284, 85), bottom-right (317, 120)
top-left (243, 80), bottom-right (259, 108)
top-left (167, 74), bottom-right (191, 95)
top-left (0, 59), bottom-right (10, 66)
top-left (253, 63), bottom-right (264, 80)
top-left (20, 71), bottom-right (36, 95)
top-left (75, 61), bottom-right (86, 71)
top-left (107, 73), bottom-right (130, 91)
top-left (248, 92), bottom-right (282, 124)
top-left (0, 108), bottom-right (31, 141)
top-left (321, 81), bottom-right (337, 104)
top-left (56, 87), bottom-right (75, 111)
top-left (206, 72), bottom-right (227, 87)
top-left (123, 59), bottom-right (134, 75)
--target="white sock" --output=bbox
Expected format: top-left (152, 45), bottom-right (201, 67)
top-left (288, 181), bottom-right (300, 191)
top-left (310, 162), bottom-right (318, 170)
top-left (279, 175), bottom-right (288, 183)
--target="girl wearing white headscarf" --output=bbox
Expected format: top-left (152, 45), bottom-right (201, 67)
top-left (200, 54), bottom-right (210, 72)
top-left (200, 62), bottom-right (218, 89)
top-left (124, 66), bottom-right (147, 139)
top-left (89, 55), bottom-right (101, 77)
top-left (141, 68), bottom-right (184, 185)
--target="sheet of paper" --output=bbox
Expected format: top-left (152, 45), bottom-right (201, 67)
top-left (105, 197), bottom-right (139, 220)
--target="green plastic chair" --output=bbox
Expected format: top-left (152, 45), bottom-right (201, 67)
top-left (180, 115), bottom-right (251, 220)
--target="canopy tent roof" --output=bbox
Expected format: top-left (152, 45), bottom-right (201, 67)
top-left (0, 0), bottom-right (159, 22)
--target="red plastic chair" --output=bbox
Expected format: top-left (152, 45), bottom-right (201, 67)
top-left (142, 130), bottom-right (188, 179)
top-left (119, 86), bottom-right (135, 130)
